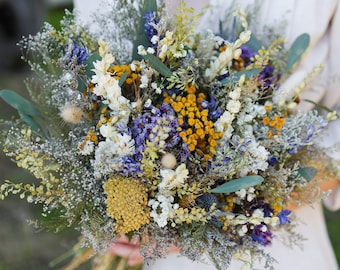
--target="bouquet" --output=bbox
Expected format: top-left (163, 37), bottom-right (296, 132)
top-left (0, 1), bottom-right (338, 269)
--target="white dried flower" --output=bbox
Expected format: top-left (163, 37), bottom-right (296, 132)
top-left (159, 164), bottom-right (189, 191)
top-left (137, 45), bottom-right (147, 56)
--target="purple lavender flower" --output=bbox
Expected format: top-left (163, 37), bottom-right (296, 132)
top-left (224, 156), bottom-right (232, 163)
top-left (144, 11), bottom-right (160, 50)
top-left (259, 64), bottom-right (275, 87)
top-left (63, 42), bottom-right (89, 66)
top-left (251, 224), bottom-right (273, 246)
top-left (131, 103), bottom-right (183, 160)
top-left (237, 137), bottom-right (252, 153)
top-left (116, 122), bottom-right (132, 136)
top-left (118, 156), bottom-right (142, 177)
top-left (201, 95), bottom-right (222, 121)
top-left (240, 45), bottom-right (256, 66)
top-left (287, 120), bottom-right (328, 154)
top-left (179, 143), bottom-right (191, 162)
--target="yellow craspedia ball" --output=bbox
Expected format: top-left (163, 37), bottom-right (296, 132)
top-left (161, 152), bottom-right (177, 169)
top-left (103, 176), bottom-right (150, 234)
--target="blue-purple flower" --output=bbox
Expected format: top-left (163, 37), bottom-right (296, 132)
top-left (251, 224), bottom-right (273, 246)
top-left (131, 103), bottom-right (182, 160)
top-left (63, 42), bottom-right (89, 66)
top-left (277, 209), bottom-right (291, 225)
top-left (144, 11), bottom-right (160, 50)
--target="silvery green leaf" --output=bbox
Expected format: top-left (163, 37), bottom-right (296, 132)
top-left (85, 53), bottom-right (101, 77)
top-left (18, 112), bottom-right (42, 132)
top-left (118, 71), bottom-right (129, 87)
top-left (78, 53), bottom-right (101, 91)
top-left (297, 167), bottom-right (317, 182)
top-left (245, 35), bottom-right (262, 52)
top-left (142, 54), bottom-right (173, 77)
top-left (287, 33), bottom-right (310, 70)
top-left (0, 89), bottom-right (45, 132)
top-left (220, 68), bottom-right (262, 85)
top-left (0, 89), bottom-right (42, 117)
top-left (209, 175), bottom-right (264, 194)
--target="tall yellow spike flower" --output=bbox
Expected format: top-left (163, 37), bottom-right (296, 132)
top-left (103, 176), bottom-right (150, 233)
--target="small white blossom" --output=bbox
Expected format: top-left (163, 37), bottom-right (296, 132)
top-left (140, 74), bottom-right (149, 88)
top-left (151, 35), bottom-right (159, 44)
top-left (92, 140), bottom-right (120, 178)
top-left (235, 189), bottom-right (247, 200)
top-left (229, 88), bottom-right (241, 100)
top-left (144, 98), bottom-right (152, 107)
top-left (78, 140), bottom-right (94, 155)
top-left (130, 62), bottom-right (137, 71)
top-left (227, 100), bottom-right (241, 114)
top-left (137, 45), bottom-right (147, 56)
top-left (238, 224), bottom-right (248, 236)
top-left (214, 111), bottom-right (234, 132)
top-left (147, 47), bottom-right (155, 54)
top-left (149, 194), bottom-right (176, 227)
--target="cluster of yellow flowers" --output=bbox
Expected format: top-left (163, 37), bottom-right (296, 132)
top-left (103, 176), bottom-right (150, 233)
top-left (164, 85), bottom-right (223, 161)
top-left (108, 64), bottom-right (141, 85)
top-left (172, 206), bottom-right (209, 226)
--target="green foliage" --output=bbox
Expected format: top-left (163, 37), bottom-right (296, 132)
top-left (209, 175), bottom-right (264, 193)
top-left (297, 167), bottom-right (317, 182)
top-left (142, 54), bottom-right (173, 77)
top-left (245, 34), bottom-right (262, 52)
top-left (220, 68), bottom-right (262, 85)
top-left (119, 71), bottom-right (130, 87)
top-left (77, 52), bottom-right (101, 91)
top-left (287, 33), bottom-right (310, 69)
top-left (0, 90), bottom-right (44, 132)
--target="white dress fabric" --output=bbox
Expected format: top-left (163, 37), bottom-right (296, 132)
top-left (73, 0), bottom-right (340, 269)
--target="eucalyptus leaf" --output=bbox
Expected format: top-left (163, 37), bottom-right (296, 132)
top-left (209, 175), bottom-right (264, 194)
top-left (287, 33), bottom-right (310, 70)
top-left (132, 0), bottom-right (157, 60)
top-left (119, 71), bottom-right (129, 87)
top-left (77, 77), bottom-right (87, 92)
top-left (142, 54), bottom-right (173, 77)
top-left (297, 167), bottom-right (317, 182)
top-left (0, 89), bottom-right (45, 132)
top-left (220, 68), bottom-right (262, 85)
top-left (19, 112), bottom-right (42, 131)
top-left (85, 53), bottom-right (101, 77)
top-left (77, 53), bottom-right (101, 91)
top-left (0, 89), bottom-right (42, 117)
top-left (245, 35), bottom-right (262, 52)
top-left (97, 103), bottom-right (108, 117)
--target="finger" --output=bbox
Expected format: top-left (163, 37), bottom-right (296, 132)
top-left (127, 249), bottom-right (144, 266)
top-left (108, 243), bottom-right (139, 257)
